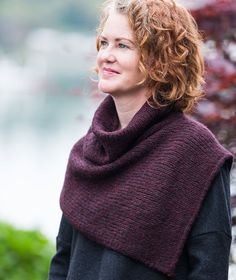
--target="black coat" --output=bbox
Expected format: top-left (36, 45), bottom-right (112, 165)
top-left (48, 163), bottom-right (232, 280)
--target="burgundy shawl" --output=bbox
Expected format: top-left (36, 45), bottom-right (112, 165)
top-left (60, 95), bottom-right (233, 277)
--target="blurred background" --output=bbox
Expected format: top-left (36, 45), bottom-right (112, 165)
top-left (0, 0), bottom-right (235, 279)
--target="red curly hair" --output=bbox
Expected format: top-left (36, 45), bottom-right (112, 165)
top-left (96, 0), bottom-right (205, 112)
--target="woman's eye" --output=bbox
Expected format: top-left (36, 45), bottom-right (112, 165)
top-left (118, 43), bottom-right (129, 49)
top-left (100, 40), bottom-right (108, 47)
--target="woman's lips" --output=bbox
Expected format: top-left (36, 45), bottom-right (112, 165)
top-left (103, 67), bottom-right (120, 75)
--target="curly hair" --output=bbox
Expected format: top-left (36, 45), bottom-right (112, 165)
top-left (96, 0), bottom-right (205, 112)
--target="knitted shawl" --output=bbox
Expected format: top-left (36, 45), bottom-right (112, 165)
top-left (60, 95), bottom-right (233, 277)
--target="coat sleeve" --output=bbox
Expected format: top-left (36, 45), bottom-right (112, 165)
top-left (48, 214), bottom-right (73, 280)
top-left (186, 162), bottom-right (232, 280)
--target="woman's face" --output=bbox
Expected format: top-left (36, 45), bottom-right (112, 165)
top-left (96, 12), bottom-right (145, 97)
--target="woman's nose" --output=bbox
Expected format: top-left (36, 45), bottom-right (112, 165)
top-left (101, 48), bottom-right (116, 63)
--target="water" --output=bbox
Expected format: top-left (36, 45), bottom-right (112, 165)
top-left (0, 82), bottom-right (101, 241)
top-left (0, 92), bottom-right (100, 240)
top-left (0, 28), bottom-right (100, 240)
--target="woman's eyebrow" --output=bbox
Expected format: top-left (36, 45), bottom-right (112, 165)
top-left (99, 35), bottom-right (135, 45)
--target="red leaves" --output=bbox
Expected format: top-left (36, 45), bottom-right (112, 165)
top-left (190, 0), bottom-right (236, 154)
top-left (192, 0), bottom-right (236, 41)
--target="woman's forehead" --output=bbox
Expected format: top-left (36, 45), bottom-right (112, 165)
top-left (101, 12), bottom-right (135, 38)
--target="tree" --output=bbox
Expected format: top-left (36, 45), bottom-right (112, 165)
top-left (191, 0), bottom-right (236, 156)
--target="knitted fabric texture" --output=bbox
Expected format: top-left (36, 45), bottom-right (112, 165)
top-left (60, 95), bottom-right (233, 277)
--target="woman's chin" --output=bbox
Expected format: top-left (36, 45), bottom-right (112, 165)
top-left (98, 85), bottom-right (117, 95)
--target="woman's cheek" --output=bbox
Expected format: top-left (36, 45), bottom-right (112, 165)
top-left (96, 53), bottom-right (102, 69)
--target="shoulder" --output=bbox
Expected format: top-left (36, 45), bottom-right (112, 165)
top-left (164, 112), bottom-right (219, 147)
top-left (163, 112), bottom-right (234, 175)
top-left (174, 113), bottom-right (219, 143)
top-left (173, 113), bottom-right (232, 157)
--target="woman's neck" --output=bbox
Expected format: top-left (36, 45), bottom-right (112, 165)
top-left (111, 91), bottom-right (148, 130)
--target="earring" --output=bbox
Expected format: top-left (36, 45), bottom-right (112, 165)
top-left (89, 68), bottom-right (99, 83)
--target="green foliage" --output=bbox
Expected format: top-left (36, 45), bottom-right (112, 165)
top-left (0, 222), bottom-right (55, 280)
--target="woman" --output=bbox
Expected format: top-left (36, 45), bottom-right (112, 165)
top-left (48, 0), bottom-right (234, 279)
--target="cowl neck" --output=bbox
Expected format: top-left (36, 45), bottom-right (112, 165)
top-left (84, 95), bottom-right (175, 164)
top-left (76, 95), bottom-right (175, 174)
